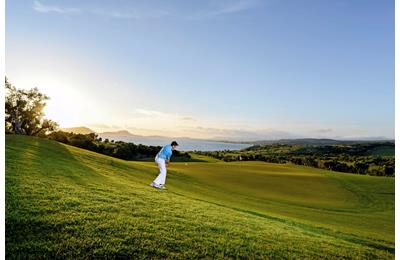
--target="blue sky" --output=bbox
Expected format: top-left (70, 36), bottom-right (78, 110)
top-left (6, 0), bottom-right (394, 140)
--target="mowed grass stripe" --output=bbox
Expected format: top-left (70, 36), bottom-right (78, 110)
top-left (164, 160), bottom-right (394, 245)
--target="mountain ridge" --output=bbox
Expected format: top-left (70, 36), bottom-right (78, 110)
top-left (61, 127), bottom-right (394, 145)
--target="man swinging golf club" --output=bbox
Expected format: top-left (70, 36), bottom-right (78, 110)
top-left (150, 141), bottom-right (179, 189)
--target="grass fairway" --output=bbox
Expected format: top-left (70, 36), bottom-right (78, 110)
top-left (6, 135), bottom-right (394, 259)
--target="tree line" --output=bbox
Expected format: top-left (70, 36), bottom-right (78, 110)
top-left (47, 131), bottom-right (191, 161)
top-left (195, 143), bottom-right (395, 177)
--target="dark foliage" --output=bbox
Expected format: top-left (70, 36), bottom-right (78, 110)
top-left (195, 143), bottom-right (395, 177)
top-left (47, 131), bottom-right (191, 161)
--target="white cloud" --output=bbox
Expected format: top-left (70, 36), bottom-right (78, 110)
top-left (33, 0), bottom-right (257, 20)
top-left (130, 108), bottom-right (198, 129)
top-left (216, 0), bottom-right (258, 15)
top-left (315, 128), bottom-right (333, 134)
top-left (188, 0), bottom-right (259, 19)
top-left (182, 126), bottom-right (298, 141)
top-left (33, 1), bottom-right (169, 19)
top-left (135, 108), bottom-right (165, 117)
top-left (91, 10), bottom-right (136, 19)
top-left (33, 1), bottom-right (81, 15)
top-left (134, 109), bottom-right (195, 121)
top-left (91, 9), bottom-right (169, 19)
top-left (181, 116), bottom-right (196, 121)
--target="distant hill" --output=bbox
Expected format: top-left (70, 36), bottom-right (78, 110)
top-left (97, 131), bottom-right (250, 151)
top-left (99, 130), bottom-right (135, 136)
top-left (61, 128), bottom-right (138, 137)
top-left (61, 127), bottom-right (394, 148)
top-left (61, 126), bottom-right (95, 134)
top-left (61, 128), bottom-right (250, 151)
top-left (233, 138), bottom-right (395, 146)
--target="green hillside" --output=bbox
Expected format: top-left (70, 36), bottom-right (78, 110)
top-left (5, 135), bottom-right (394, 259)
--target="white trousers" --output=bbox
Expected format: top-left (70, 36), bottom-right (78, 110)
top-left (153, 157), bottom-right (167, 186)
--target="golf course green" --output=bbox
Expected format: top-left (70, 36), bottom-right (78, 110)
top-left (6, 135), bottom-right (395, 259)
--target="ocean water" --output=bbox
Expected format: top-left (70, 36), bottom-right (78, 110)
top-left (99, 135), bottom-right (252, 151)
top-left (171, 140), bottom-right (252, 151)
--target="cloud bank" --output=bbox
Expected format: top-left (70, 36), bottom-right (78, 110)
top-left (33, 1), bottom-right (81, 15)
top-left (33, 0), bottom-right (258, 20)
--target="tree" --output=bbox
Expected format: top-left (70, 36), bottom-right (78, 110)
top-left (5, 77), bottom-right (58, 135)
top-left (47, 131), bottom-right (69, 143)
top-left (384, 166), bottom-right (395, 176)
top-left (354, 162), bottom-right (369, 175)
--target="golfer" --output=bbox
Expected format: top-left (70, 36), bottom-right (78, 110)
top-left (150, 141), bottom-right (178, 189)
